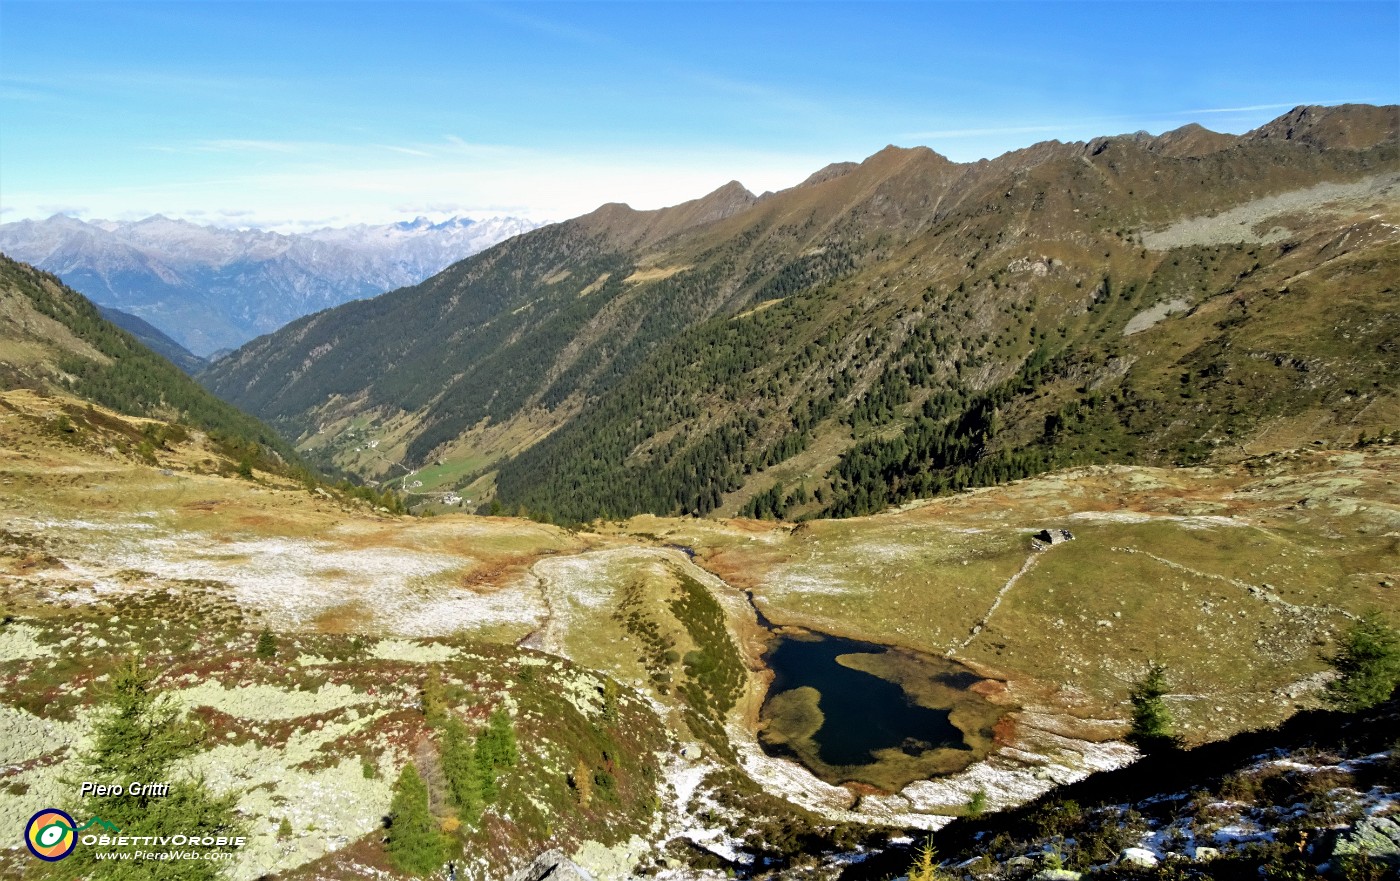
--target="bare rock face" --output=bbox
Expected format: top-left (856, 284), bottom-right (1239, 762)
top-left (506, 850), bottom-right (597, 881)
top-left (1246, 103), bottom-right (1400, 150)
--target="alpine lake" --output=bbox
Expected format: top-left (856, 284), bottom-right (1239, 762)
top-left (757, 628), bottom-right (1012, 792)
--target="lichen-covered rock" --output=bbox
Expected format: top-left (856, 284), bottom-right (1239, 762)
top-left (1032, 870), bottom-right (1083, 881)
top-left (0, 622), bottom-right (55, 661)
top-left (1331, 816), bottom-right (1400, 867)
top-left (505, 849), bottom-right (595, 881)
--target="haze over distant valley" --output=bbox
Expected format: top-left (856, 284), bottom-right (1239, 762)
top-left (0, 213), bottom-right (542, 355)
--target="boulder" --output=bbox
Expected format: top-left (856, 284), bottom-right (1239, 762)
top-left (506, 850), bottom-right (596, 881)
top-left (1032, 871), bottom-right (1083, 881)
top-left (1191, 845), bottom-right (1221, 861)
top-left (1118, 847), bottom-right (1160, 868)
top-left (679, 744), bottom-right (703, 762)
top-left (1331, 816), bottom-right (1400, 867)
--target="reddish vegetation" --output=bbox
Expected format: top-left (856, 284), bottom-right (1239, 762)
top-left (992, 715), bottom-right (1019, 747)
top-left (970, 679), bottom-right (1008, 699)
top-left (846, 780), bottom-right (888, 798)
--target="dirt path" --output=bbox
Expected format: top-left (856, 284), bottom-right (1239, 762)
top-left (950, 549), bottom-right (1045, 653)
top-left (1113, 546), bottom-right (1355, 621)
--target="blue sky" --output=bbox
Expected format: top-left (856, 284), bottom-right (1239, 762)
top-left (2, 1), bottom-right (1396, 230)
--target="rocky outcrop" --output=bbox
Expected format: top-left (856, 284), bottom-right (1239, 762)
top-left (505, 849), bottom-right (597, 881)
top-left (1330, 816), bottom-right (1400, 869)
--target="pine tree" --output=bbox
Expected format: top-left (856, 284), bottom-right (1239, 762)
top-left (1127, 663), bottom-right (1178, 752)
top-left (61, 657), bottom-right (242, 880)
top-left (440, 717), bottom-right (481, 823)
top-left (255, 627), bottom-right (277, 660)
top-left (474, 708), bottom-right (519, 802)
top-left (385, 763), bottom-right (444, 876)
top-left (1326, 611), bottom-right (1400, 711)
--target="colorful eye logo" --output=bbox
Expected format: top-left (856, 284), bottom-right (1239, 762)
top-left (25, 809), bottom-right (77, 861)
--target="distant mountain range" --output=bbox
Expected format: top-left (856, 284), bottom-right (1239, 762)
top-left (0, 213), bottom-right (542, 355)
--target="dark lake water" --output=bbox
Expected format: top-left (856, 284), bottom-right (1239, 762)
top-left (762, 631), bottom-right (971, 768)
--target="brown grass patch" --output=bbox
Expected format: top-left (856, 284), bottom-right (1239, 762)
top-left (578, 272), bottom-right (611, 296)
top-left (992, 715), bottom-right (1019, 746)
top-left (312, 601), bottom-right (377, 634)
top-left (624, 265), bottom-right (691, 285)
top-left (459, 553), bottom-right (539, 591)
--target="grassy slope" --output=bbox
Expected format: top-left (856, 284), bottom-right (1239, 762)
top-left (0, 390), bottom-right (669, 881)
top-left (651, 445), bottom-right (1400, 744)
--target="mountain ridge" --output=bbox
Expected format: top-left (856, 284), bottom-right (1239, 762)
top-left (201, 105), bottom-right (1400, 522)
top-left (95, 304), bottom-right (206, 373)
top-left (0, 254), bottom-right (299, 471)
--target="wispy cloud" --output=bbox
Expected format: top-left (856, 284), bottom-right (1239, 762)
top-left (2, 69), bottom-right (284, 99)
top-left (1180, 102), bottom-right (1318, 115)
top-left (476, 5), bottom-right (612, 47)
top-left (36, 204), bottom-right (88, 217)
top-left (484, 4), bottom-right (841, 132)
top-left (681, 70), bottom-right (839, 127)
top-left (193, 139), bottom-right (336, 154)
top-left (2, 144), bottom-right (826, 232)
top-left (900, 123), bottom-right (1071, 140)
top-left (0, 85), bottom-right (54, 103)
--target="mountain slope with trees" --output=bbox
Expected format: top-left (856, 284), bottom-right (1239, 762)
top-left (201, 105), bottom-right (1400, 524)
top-left (0, 254), bottom-right (298, 472)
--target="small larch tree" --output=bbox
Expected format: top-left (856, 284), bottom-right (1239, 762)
top-left (570, 756), bottom-right (593, 808)
top-left (255, 627), bottom-right (277, 660)
top-left (439, 717), bottom-right (481, 823)
top-left (906, 839), bottom-right (954, 881)
top-left (385, 763), bottom-right (444, 876)
top-left (1326, 611), bottom-right (1400, 711)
